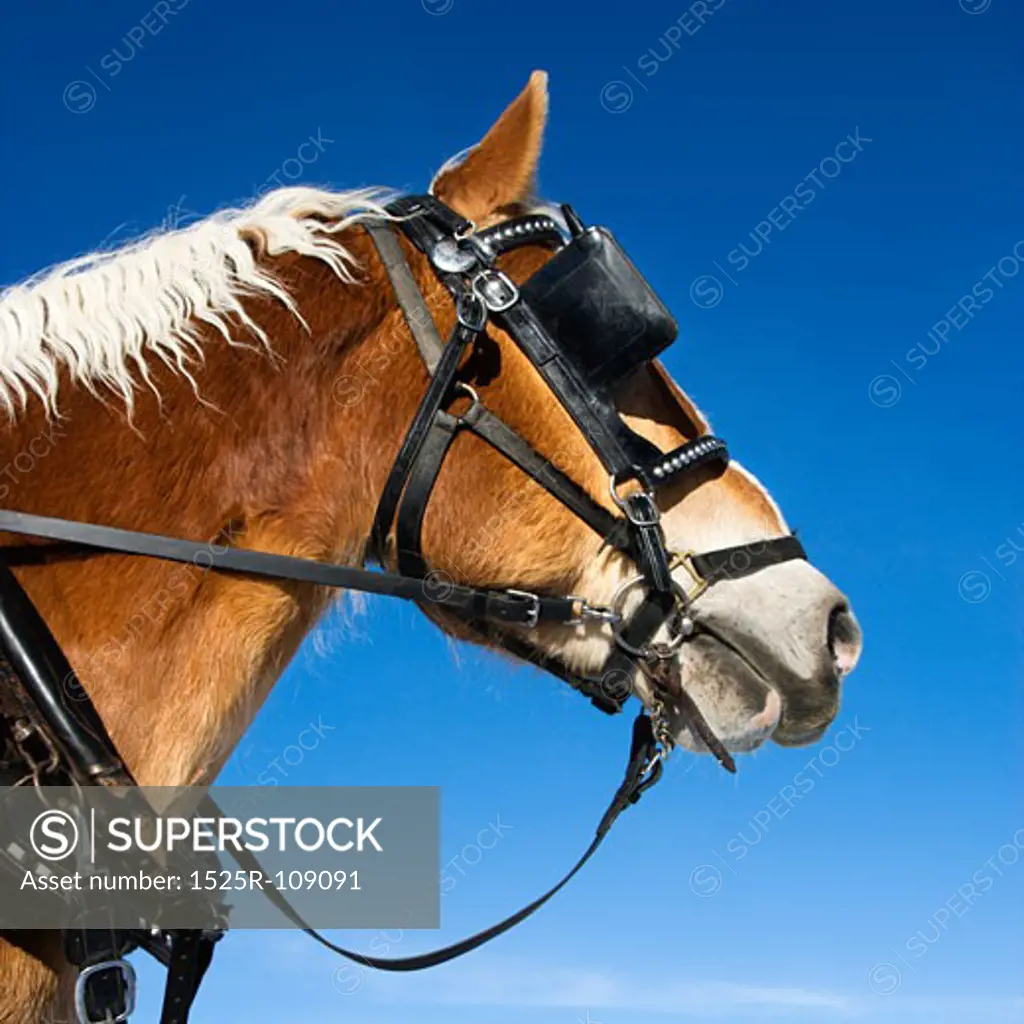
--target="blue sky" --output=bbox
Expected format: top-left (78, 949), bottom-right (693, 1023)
top-left (2, 0), bottom-right (1022, 1021)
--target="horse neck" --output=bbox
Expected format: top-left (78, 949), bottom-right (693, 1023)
top-left (2, 229), bottom-right (429, 787)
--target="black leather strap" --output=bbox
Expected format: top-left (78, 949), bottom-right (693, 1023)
top-left (216, 712), bottom-right (661, 972)
top-left (691, 536), bottom-right (806, 583)
top-left (605, 591), bottom-right (675, 671)
top-left (395, 411), bottom-right (461, 577)
top-left (475, 214), bottom-right (565, 256)
top-left (624, 493), bottom-right (674, 594)
top-left (495, 308), bottom-right (614, 470)
top-left (470, 624), bottom-right (632, 715)
top-left (369, 322), bottom-right (474, 558)
top-left (492, 303), bottom-right (671, 486)
top-left (159, 930), bottom-right (217, 1024)
top-left (0, 564), bottom-right (135, 785)
top-left (494, 303), bottom-right (646, 480)
top-left (0, 511), bottom-right (579, 628)
top-left (461, 403), bottom-right (626, 549)
top-left (387, 194), bottom-right (473, 248)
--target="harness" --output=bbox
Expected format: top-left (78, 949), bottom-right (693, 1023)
top-left (0, 195), bottom-right (807, 1022)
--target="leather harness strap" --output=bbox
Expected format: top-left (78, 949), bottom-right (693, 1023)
top-left (395, 411), bottom-right (462, 577)
top-left (0, 511), bottom-right (583, 628)
top-left (368, 319), bottom-right (476, 557)
top-left (204, 712), bottom-right (661, 973)
top-left (158, 931), bottom-right (217, 1024)
top-left (363, 223), bottom-right (446, 372)
top-left (461, 403), bottom-right (626, 547)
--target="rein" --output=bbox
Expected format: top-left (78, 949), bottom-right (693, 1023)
top-left (0, 194), bottom-right (807, 1023)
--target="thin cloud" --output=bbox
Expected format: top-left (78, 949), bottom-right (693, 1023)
top-left (360, 959), bottom-right (855, 1016)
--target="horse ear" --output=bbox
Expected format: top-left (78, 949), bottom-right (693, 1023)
top-left (431, 70), bottom-right (549, 222)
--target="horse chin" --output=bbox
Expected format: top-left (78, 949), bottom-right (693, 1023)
top-left (667, 634), bottom-right (784, 756)
top-left (771, 722), bottom-right (830, 747)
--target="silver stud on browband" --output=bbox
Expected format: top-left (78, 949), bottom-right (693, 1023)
top-left (649, 439), bottom-right (733, 480)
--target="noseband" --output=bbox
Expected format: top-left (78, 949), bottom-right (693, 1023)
top-left (0, 196), bottom-right (806, 1023)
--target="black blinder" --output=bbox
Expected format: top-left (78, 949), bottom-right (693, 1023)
top-left (518, 225), bottom-right (677, 390)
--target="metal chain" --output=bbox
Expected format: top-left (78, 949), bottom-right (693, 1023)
top-left (647, 688), bottom-right (676, 759)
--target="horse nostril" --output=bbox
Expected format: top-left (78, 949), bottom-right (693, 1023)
top-left (827, 603), bottom-right (863, 678)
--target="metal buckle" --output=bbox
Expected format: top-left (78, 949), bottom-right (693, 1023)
top-left (456, 291), bottom-right (487, 331)
top-left (609, 476), bottom-right (661, 526)
top-left (505, 589), bottom-right (541, 629)
top-left (74, 959), bottom-right (137, 1024)
top-left (568, 597), bottom-right (621, 626)
top-left (472, 269), bottom-right (520, 312)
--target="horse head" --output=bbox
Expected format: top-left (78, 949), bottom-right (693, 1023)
top-left (358, 71), bottom-right (863, 755)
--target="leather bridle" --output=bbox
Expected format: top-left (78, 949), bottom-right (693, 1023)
top-left (363, 194), bottom-right (806, 755)
top-left (0, 194), bottom-right (809, 1023)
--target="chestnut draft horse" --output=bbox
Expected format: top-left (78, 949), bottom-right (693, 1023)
top-left (0, 72), bottom-right (861, 1022)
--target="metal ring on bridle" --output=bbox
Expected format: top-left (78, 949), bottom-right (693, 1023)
top-left (669, 549), bottom-right (710, 603)
top-left (608, 474), bottom-right (660, 526)
top-left (609, 575), bottom-right (692, 659)
top-left (453, 381), bottom-right (481, 416)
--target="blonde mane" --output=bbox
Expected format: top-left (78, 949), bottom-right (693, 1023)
top-left (0, 186), bottom-right (395, 418)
